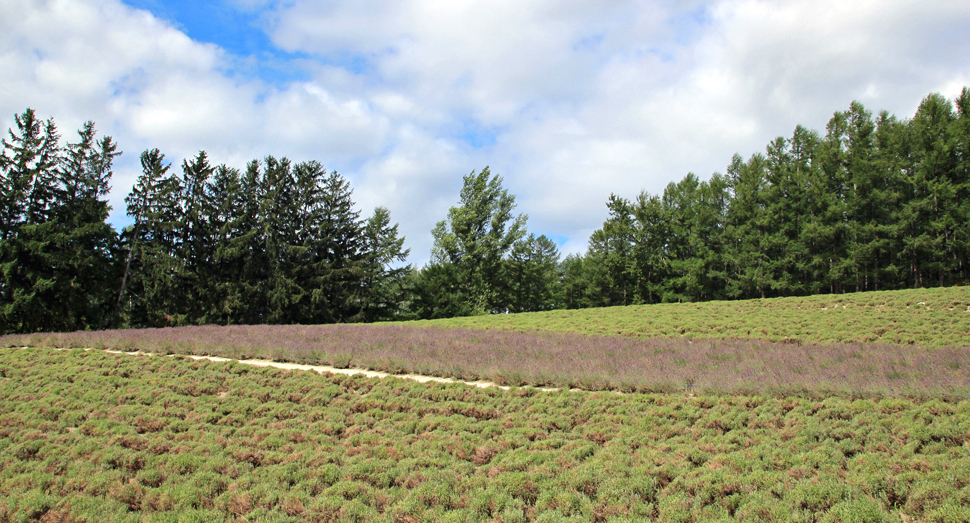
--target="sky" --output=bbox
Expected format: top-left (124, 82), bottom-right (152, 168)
top-left (2, 0), bottom-right (969, 266)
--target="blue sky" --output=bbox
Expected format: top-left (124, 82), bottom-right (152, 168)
top-left (120, 0), bottom-right (312, 84)
top-left (2, 0), bottom-right (969, 265)
top-left (122, 0), bottom-right (267, 56)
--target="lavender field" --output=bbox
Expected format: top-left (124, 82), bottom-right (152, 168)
top-left (419, 286), bottom-right (970, 348)
top-left (5, 324), bottom-right (969, 394)
top-left (4, 348), bottom-right (969, 522)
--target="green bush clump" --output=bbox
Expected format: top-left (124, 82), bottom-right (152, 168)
top-left (418, 286), bottom-right (970, 348)
top-left (2, 347), bottom-right (970, 522)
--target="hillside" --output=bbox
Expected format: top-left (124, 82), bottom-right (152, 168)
top-left (4, 287), bottom-right (969, 395)
top-left (1, 348), bottom-right (969, 522)
top-left (413, 286), bottom-right (970, 348)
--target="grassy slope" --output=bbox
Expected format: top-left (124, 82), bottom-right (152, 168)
top-left (3, 287), bottom-right (970, 394)
top-left (2, 348), bottom-right (969, 523)
top-left (410, 286), bottom-right (970, 348)
top-left (3, 290), bottom-right (970, 521)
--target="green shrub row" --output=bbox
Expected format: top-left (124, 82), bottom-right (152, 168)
top-left (417, 286), bottom-right (970, 348)
top-left (2, 348), bottom-right (969, 522)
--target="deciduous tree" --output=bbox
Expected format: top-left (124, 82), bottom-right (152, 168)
top-left (430, 167), bottom-right (527, 314)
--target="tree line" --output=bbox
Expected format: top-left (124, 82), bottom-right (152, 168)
top-left (409, 88), bottom-right (970, 316)
top-left (1, 109), bottom-right (409, 333)
top-left (2, 87), bottom-right (968, 332)
top-left (555, 89), bottom-right (970, 308)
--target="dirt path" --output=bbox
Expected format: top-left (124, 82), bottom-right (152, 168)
top-left (100, 349), bottom-right (540, 390)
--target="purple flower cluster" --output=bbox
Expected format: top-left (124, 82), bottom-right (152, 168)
top-left (4, 324), bottom-right (967, 394)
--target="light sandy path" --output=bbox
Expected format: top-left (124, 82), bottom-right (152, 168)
top-left (100, 349), bottom-right (539, 390)
top-left (186, 354), bottom-right (518, 390)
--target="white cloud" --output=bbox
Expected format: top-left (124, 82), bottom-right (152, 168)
top-left (0, 0), bottom-right (399, 226)
top-left (485, 0), bottom-right (970, 249)
top-left (270, 0), bottom-right (660, 123)
top-left (1, 0), bottom-right (235, 220)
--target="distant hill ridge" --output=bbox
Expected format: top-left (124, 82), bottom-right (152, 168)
top-left (412, 286), bottom-right (970, 349)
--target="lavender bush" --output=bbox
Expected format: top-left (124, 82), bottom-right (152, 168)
top-left (3, 324), bottom-right (968, 394)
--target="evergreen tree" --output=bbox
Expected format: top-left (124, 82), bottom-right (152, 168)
top-left (804, 112), bottom-right (854, 294)
top-left (304, 166), bottom-right (367, 323)
top-left (724, 153), bottom-right (773, 298)
top-left (176, 151), bottom-right (217, 322)
top-left (0, 110), bottom-right (61, 333)
top-left (900, 93), bottom-right (960, 287)
top-left (407, 262), bottom-right (470, 319)
top-left (872, 110), bottom-right (910, 289)
top-left (120, 149), bottom-right (184, 327)
top-left (630, 192), bottom-right (671, 304)
top-left (586, 195), bottom-right (637, 307)
top-left (255, 156), bottom-right (302, 323)
top-left (1, 110), bottom-right (120, 333)
top-left (360, 206), bottom-right (412, 322)
top-left (502, 233), bottom-right (560, 313)
top-left (661, 173), bottom-right (728, 302)
top-left (762, 133), bottom-right (808, 296)
top-left (951, 88), bottom-right (970, 283)
top-left (558, 253), bottom-right (600, 309)
top-left (205, 164), bottom-right (250, 324)
top-left (52, 122), bottom-right (121, 330)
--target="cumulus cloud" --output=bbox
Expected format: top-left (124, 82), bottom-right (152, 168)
top-left (1, 0), bottom-right (235, 220)
top-left (1, 0), bottom-right (968, 265)
top-left (486, 0), bottom-right (970, 250)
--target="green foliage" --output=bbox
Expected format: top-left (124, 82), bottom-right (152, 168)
top-left (563, 88), bottom-right (970, 309)
top-left (419, 284), bottom-right (970, 348)
top-left (0, 107), bottom-right (414, 333)
top-left (3, 348), bottom-right (970, 522)
top-left (426, 166), bottom-right (529, 315)
top-left (0, 109), bottom-right (121, 334)
top-left (502, 233), bottom-right (562, 313)
top-left (360, 206), bottom-right (412, 322)
top-left (117, 152), bottom-right (411, 327)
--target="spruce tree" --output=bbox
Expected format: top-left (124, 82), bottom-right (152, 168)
top-left (53, 122), bottom-right (121, 330)
top-left (205, 164), bottom-right (249, 324)
top-left (360, 206), bottom-right (412, 322)
top-left (1, 110), bottom-right (120, 333)
top-left (121, 149), bottom-right (183, 327)
top-left (0, 110), bottom-right (62, 332)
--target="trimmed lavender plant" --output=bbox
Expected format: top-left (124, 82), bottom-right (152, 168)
top-left (4, 324), bottom-right (968, 394)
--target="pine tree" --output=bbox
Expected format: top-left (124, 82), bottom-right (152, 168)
top-left (120, 149), bottom-right (184, 327)
top-left (360, 206), bottom-right (412, 322)
top-left (502, 233), bottom-right (560, 313)
top-left (1, 110), bottom-right (120, 333)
